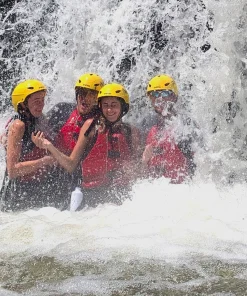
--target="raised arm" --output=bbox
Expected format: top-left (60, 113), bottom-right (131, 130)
top-left (32, 118), bottom-right (94, 173)
top-left (7, 120), bottom-right (54, 179)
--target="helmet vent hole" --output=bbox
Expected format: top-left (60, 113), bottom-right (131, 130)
top-left (165, 83), bottom-right (170, 86)
top-left (27, 87), bottom-right (34, 89)
top-left (115, 90), bottom-right (121, 94)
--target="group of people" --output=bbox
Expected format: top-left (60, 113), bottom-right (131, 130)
top-left (0, 73), bottom-right (197, 212)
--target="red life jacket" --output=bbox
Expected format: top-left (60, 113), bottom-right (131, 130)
top-left (146, 125), bottom-right (189, 184)
top-left (55, 109), bottom-right (82, 154)
top-left (82, 128), bottom-right (131, 189)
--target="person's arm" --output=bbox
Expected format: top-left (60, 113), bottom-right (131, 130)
top-left (142, 144), bottom-right (153, 167)
top-left (131, 126), bottom-right (142, 160)
top-left (7, 120), bottom-right (54, 179)
top-left (32, 118), bottom-right (93, 173)
top-left (122, 126), bottom-right (143, 180)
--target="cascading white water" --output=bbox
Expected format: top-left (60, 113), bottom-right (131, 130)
top-left (1, 0), bottom-right (247, 294)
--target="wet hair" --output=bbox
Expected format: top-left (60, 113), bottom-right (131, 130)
top-left (17, 98), bottom-right (29, 114)
top-left (118, 97), bottom-right (129, 116)
top-left (75, 87), bottom-right (98, 101)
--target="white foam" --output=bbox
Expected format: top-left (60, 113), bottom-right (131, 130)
top-left (0, 179), bottom-right (247, 264)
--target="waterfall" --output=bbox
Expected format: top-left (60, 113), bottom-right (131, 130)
top-left (0, 1), bottom-right (247, 294)
top-left (1, 0), bottom-right (246, 184)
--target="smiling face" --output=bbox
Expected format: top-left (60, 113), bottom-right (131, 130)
top-left (25, 91), bottom-right (45, 117)
top-left (76, 88), bottom-right (98, 115)
top-left (101, 96), bottom-right (122, 122)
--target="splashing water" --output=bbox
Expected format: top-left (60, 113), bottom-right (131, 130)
top-left (0, 0), bottom-right (247, 294)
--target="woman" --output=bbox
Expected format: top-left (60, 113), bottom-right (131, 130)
top-left (0, 79), bottom-right (67, 211)
top-left (32, 83), bottom-right (141, 207)
top-left (142, 74), bottom-right (196, 183)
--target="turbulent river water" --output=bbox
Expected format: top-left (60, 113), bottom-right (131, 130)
top-left (1, 0), bottom-right (247, 295)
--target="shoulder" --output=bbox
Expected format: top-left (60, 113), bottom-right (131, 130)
top-left (7, 119), bottom-right (25, 141)
top-left (140, 112), bottom-right (159, 129)
top-left (9, 119), bottom-right (25, 131)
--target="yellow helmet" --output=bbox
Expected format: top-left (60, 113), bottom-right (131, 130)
top-left (97, 83), bottom-right (129, 104)
top-left (11, 79), bottom-right (47, 112)
top-left (97, 83), bottom-right (129, 117)
top-left (147, 74), bottom-right (178, 96)
top-left (75, 73), bottom-right (104, 92)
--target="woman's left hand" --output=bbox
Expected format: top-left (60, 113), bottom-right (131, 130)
top-left (32, 131), bottom-right (51, 149)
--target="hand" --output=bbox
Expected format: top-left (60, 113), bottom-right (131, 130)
top-left (32, 131), bottom-right (51, 149)
top-left (142, 144), bottom-right (153, 165)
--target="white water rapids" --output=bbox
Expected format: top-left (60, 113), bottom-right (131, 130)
top-left (0, 0), bottom-right (247, 294)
